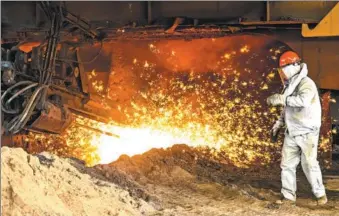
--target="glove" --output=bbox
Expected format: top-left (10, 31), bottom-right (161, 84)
top-left (267, 94), bottom-right (286, 106)
top-left (270, 121), bottom-right (282, 143)
top-left (270, 129), bottom-right (280, 143)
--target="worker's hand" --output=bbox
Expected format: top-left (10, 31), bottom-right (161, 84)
top-left (267, 94), bottom-right (286, 106)
top-left (271, 124), bottom-right (280, 137)
top-left (271, 124), bottom-right (281, 143)
top-left (270, 119), bottom-right (284, 143)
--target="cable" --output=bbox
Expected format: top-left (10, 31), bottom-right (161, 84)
top-left (6, 85), bottom-right (47, 133)
top-left (5, 83), bottom-right (39, 107)
top-left (13, 87), bottom-right (46, 131)
top-left (1, 81), bottom-right (33, 114)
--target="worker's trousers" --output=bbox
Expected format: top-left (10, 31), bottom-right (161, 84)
top-left (281, 130), bottom-right (326, 201)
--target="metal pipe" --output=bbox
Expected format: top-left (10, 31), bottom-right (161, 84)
top-left (147, 1), bottom-right (152, 24)
top-left (6, 49), bottom-right (11, 61)
top-left (74, 122), bottom-right (120, 138)
top-left (266, 1), bottom-right (270, 22)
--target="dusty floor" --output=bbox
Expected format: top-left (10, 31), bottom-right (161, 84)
top-left (2, 145), bottom-right (339, 216)
top-left (98, 144), bottom-right (339, 216)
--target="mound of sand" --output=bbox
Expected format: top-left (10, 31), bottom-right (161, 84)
top-left (2, 145), bottom-right (338, 216)
top-left (1, 147), bottom-right (155, 216)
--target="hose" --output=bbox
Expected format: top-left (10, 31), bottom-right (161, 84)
top-left (6, 85), bottom-right (47, 133)
top-left (5, 83), bottom-right (39, 107)
top-left (1, 81), bottom-right (33, 114)
top-left (12, 88), bottom-right (45, 132)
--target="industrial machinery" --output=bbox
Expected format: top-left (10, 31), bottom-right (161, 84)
top-left (1, 1), bottom-right (338, 162)
top-left (1, 2), bottom-right (112, 138)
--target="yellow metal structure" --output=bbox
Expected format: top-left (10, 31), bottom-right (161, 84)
top-left (302, 2), bottom-right (339, 37)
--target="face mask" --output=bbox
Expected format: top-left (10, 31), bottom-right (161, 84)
top-left (279, 64), bottom-right (301, 82)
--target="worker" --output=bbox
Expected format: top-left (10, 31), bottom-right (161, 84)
top-left (267, 50), bottom-right (327, 206)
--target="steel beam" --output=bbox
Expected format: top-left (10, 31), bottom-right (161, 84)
top-left (302, 3), bottom-right (339, 37)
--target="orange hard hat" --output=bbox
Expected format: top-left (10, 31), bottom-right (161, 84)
top-left (279, 51), bottom-right (301, 67)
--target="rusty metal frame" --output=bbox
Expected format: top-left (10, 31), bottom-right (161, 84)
top-left (0, 25), bottom-right (302, 43)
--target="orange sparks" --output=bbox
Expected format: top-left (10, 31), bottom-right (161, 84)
top-left (224, 53), bottom-right (231, 59)
top-left (267, 72), bottom-right (275, 79)
top-left (240, 45), bottom-right (250, 53)
top-left (28, 39), bottom-right (332, 170)
top-left (261, 84), bottom-right (268, 90)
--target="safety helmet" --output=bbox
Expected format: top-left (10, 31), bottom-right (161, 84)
top-left (279, 51), bottom-right (301, 68)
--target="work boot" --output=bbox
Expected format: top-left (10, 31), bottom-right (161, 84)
top-left (275, 196), bottom-right (296, 206)
top-left (316, 195), bottom-right (328, 206)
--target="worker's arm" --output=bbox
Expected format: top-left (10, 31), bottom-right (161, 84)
top-left (286, 81), bottom-right (316, 108)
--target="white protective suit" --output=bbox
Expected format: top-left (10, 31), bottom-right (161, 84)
top-left (272, 63), bottom-right (326, 201)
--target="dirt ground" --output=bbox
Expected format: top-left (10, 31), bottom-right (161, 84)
top-left (98, 144), bottom-right (339, 216)
top-left (2, 145), bottom-right (339, 216)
